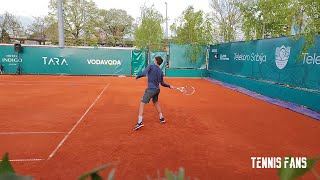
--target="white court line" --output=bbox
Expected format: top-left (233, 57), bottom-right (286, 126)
top-left (47, 83), bottom-right (110, 160)
top-left (2, 159), bottom-right (44, 162)
top-left (0, 80), bottom-right (97, 83)
top-left (0, 132), bottom-right (65, 135)
top-left (0, 83), bottom-right (106, 86)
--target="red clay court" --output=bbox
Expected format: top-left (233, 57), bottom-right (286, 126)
top-left (0, 75), bottom-right (319, 179)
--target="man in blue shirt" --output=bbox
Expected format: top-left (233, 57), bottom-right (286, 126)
top-left (134, 56), bottom-right (174, 130)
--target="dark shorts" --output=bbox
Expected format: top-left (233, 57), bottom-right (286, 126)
top-left (141, 88), bottom-right (160, 104)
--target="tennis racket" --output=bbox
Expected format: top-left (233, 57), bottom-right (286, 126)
top-left (174, 86), bottom-right (195, 95)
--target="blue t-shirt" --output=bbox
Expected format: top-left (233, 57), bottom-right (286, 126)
top-left (136, 65), bottom-right (170, 89)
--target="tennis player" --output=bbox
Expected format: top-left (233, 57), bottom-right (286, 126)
top-left (134, 56), bottom-right (174, 130)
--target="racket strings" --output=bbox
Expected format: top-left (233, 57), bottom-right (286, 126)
top-left (177, 86), bottom-right (195, 95)
top-left (184, 86), bottom-right (195, 95)
top-left (176, 86), bottom-right (195, 95)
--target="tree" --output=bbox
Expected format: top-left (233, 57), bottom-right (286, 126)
top-left (0, 29), bottom-right (10, 43)
top-left (236, 0), bottom-right (319, 40)
top-left (27, 16), bottom-right (49, 43)
top-left (236, 0), bottom-right (319, 56)
top-left (0, 12), bottom-right (23, 39)
top-left (237, 0), bottom-right (296, 40)
top-left (98, 9), bottom-right (134, 46)
top-left (48, 0), bottom-right (99, 46)
top-left (170, 6), bottom-right (214, 44)
top-left (43, 14), bottom-right (59, 45)
top-left (209, 0), bottom-right (242, 42)
top-left (170, 6), bottom-right (213, 63)
top-left (134, 5), bottom-right (164, 49)
top-left (292, 0), bottom-right (320, 49)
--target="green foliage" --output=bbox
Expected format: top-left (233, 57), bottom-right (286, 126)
top-left (0, 153), bottom-right (15, 175)
top-left (0, 29), bottom-right (11, 43)
top-left (27, 16), bottom-right (49, 40)
top-left (291, 0), bottom-right (320, 55)
top-left (171, 6), bottom-right (213, 45)
top-left (78, 163), bottom-right (115, 180)
top-left (165, 168), bottom-right (191, 180)
top-left (147, 168), bottom-right (192, 180)
top-left (134, 5), bottom-right (164, 49)
top-left (278, 156), bottom-right (320, 180)
top-left (236, 0), bottom-right (295, 40)
top-left (209, 0), bottom-right (242, 42)
top-left (98, 9), bottom-right (134, 46)
top-left (41, 14), bottom-right (59, 45)
top-left (185, 44), bottom-right (206, 64)
top-left (48, 0), bottom-right (99, 46)
top-left (150, 46), bottom-right (165, 52)
top-left (170, 6), bottom-right (212, 63)
top-left (0, 12), bottom-right (24, 39)
top-left (236, 0), bottom-right (319, 60)
top-left (0, 153), bottom-right (33, 180)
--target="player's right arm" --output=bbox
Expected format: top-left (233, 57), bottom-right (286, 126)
top-left (160, 73), bottom-right (174, 89)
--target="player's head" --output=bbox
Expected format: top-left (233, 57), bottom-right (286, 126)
top-left (154, 56), bottom-right (163, 66)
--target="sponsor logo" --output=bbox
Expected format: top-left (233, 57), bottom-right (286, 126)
top-left (1, 54), bottom-right (22, 65)
top-left (42, 57), bottom-right (68, 65)
top-left (87, 59), bottom-right (122, 66)
top-left (234, 53), bottom-right (267, 64)
top-left (219, 54), bottom-right (229, 61)
top-left (211, 49), bottom-right (219, 59)
top-left (275, 45), bottom-right (291, 69)
top-left (302, 53), bottom-right (320, 65)
top-left (211, 49), bottom-right (218, 53)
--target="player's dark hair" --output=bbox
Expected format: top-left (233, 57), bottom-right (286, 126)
top-left (155, 56), bottom-right (163, 66)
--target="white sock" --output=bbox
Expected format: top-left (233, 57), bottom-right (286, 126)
top-left (138, 116), bottom-right (143, 123)
top-left (159, 113), bottom-right (163, 119)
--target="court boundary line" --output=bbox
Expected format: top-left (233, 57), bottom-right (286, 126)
top-left (0, 80), bottom-right (106, 83)
top-left (47, 83), bottom-right (110, 160)
top-left (0, 132), bottom-right (65, 135)
top-left (204, 77), bottom-right (320, 120)
top-left (0, 159), bottom-right (45, 162)
top-left (0, 83), bottom-right (107, 86)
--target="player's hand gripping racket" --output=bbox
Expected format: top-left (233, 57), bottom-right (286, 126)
top-left (173, 86), bottom-right (195, 95)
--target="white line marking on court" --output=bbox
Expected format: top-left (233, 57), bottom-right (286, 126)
top-left (0, 80), bottom-right (94, 83)
top-left (47, 83), bottom-right (110, 160)
top-left (1, 159), bottom-right (44, 162)
top-left (0, 83), bottom-right (105, 86)
top-left (0, 132), bottom-right (65, 135)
